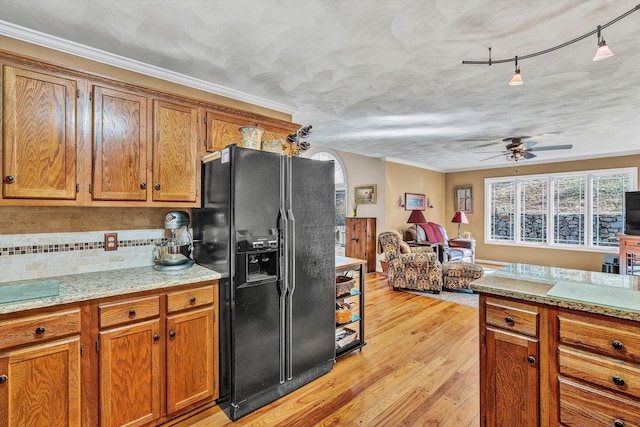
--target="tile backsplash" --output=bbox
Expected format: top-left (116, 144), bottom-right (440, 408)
top-left (0, 229), bottom-right (166, 283)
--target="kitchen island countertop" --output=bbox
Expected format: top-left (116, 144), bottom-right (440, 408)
top-left (0, 264), bottom-right (221, 315)
top-left (471, 263), bottom-right (640, 322)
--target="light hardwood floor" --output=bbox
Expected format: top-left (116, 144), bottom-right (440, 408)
top-left (176, 273), bottom-right (480, 426)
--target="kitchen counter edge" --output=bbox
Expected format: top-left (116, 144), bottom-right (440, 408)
top-left (0, 264), bottom-right (221, 315)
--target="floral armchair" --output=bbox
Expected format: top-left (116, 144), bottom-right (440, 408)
top-left (378, 231), bottom-right (443, 293)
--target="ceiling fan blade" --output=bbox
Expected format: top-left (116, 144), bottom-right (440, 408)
top-left (529, 144), bottom-right (573, 151)
top-left (524, 141), bottom-right (537, 149)
top-left (523, 152), bottom-right (537, 159)
top-left (481, 153), bottom-right (509, 161)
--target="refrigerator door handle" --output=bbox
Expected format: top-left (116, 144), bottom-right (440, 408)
top-left (278, 156), bottom-right (287, 384)
top-left (285, 208), bottom-right (295, 380)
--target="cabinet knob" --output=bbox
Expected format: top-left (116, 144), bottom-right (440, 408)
top-left (35, 326), bottom-right (46, 335)
top-left (527, 356), bottom-right (536, 365)
top-left (140, 182), bottom-right (147, 189)
top-left (5, 175), bottom-right (15, 184)
top-left (169, 330), bottom-right (176, 338)
top-left (614, 420), bottom-right (625, 427)
top-left (154, 183), bottom-right (161, 190)
top-left (190, 296), bottom-right (196, 304)
top-left (0, 375), bottom-right (7, 384)
top-left (153, 334), bottom-right (161, 341)
top-left (504, 316), bottom-right (514, 325)
top-left (129, 309), bottom-right (136, 316)
top-left (612, 340), bottom-right (624, 350)
top-left (612, 376), bottom-right (626, 386)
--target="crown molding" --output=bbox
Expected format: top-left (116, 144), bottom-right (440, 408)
top-left (0, 19), bottom-right (298, 115)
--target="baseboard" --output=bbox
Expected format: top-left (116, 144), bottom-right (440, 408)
top-left (475, 259), bottom-right (509, 266)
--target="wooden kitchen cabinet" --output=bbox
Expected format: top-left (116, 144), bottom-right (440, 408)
top-left (1, 65), bottom-right (78, 201)
top-left (97, 284), bottom-right (217, 426)
top-left (481, 297), bottom-right (540, 427)
top-left (99, 319), bottom-right (162, 427)
top-left (345, 217), bottom-right (377, 273)
top-left (152, 100), bottom-right (199, 203)
top-left (0, 308), bottom-right (82, 427)
top-left (92, 85), bottom-right (149, 201)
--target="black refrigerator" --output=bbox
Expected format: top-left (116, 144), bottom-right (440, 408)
top-left (192, 145), bottom-right (336, 421)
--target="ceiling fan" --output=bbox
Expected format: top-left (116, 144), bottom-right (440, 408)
top-left (481, 136), bottom-right (573, 162)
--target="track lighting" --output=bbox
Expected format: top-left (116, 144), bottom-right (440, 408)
top-left (462, 4), bottom-right (640, 82)
top-left (508, 56), bottom-right (523, 86)
top-left (593, 25), bottom-right (614, 61)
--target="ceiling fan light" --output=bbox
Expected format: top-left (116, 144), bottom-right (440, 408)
top-left (593, 40), bottom-right (614, 61)
top-left (509, 69), bottom-right (523, 85)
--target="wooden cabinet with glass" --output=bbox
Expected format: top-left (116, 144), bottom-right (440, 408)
top-left (618, 233), bottom-right (640, 276)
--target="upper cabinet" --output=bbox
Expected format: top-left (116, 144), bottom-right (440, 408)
top-left (2, 65), bottom-right (78, 201)
top-left (92, 85), bottom-right (149, 201)
top-left (0, 52), bottom-right (298, 207)
top-left (153, 100), bottom-right (198, 203)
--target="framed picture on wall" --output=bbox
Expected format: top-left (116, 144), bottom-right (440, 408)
top-left (354, 184), bottom-right (377, 204)
top-left (455, 186), bottom-right (473, 213)
top-left (404, 193), bottom-right (426, 211)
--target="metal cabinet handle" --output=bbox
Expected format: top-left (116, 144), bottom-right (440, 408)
top-left (0, 375), bottom-right (7, 384)
top-left (154, 183), bottom-right (161, 190)
top-left (190, 296), bottom-right (196, 304)
top-left (169, 330), bottom-right (176, 338)
top-left (505, 316), bottom-right (514, 324)
top-left (612, 340), bottom-right (624, 350)
top-left (140, 182), bottom-right (147, 189)
top-left (527, 356), bottom-right (536, 365)
top-left (35, 326), bottom-right (46, 335)
top-left (614, 420), bottom-right (625, 427)
top-left (129, 309), bottom-right (136, 316)
top-left (5, 175), bottom-right (14, 184)
top-left (153, 334), bottom-right (160, 341)
top-left (612, 376), bottom-right (626, 386)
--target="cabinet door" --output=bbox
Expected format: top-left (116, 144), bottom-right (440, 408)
top-left (2, 65), bottom-right (77, 200)
top-left (166, 307), bottom-right (214, 414)
top-left (99, 319), bottom-right (162, 427)
top-left (205, 112), bottom-right (243, 152)
top-left (92, 86), bottom-right (149, 201)
top-left (345, 218), bottom-right (365, 260)
top-left (0, 337), bottom-right (81, 427)
top-left (153, 100), bottom-right (198, 202)
top-left (484, 327), bottom-right (539, 426)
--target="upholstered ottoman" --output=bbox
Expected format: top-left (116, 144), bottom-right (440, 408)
top-left (442, 262), bottom-right (484, 291)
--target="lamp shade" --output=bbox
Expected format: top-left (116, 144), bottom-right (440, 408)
top-left (451, 211), bottom-right (469, 224)
top-left (509, 70), bottom-right (523, 85)
top-left (593, 41), bottom-right (614, 61)
top-left (407, 210), bottom-right (427, 224)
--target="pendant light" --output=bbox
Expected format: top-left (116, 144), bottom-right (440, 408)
top-left (509, 56), bottom-right (523, 85)
top-left (593, 25), bottom-right (614, 61)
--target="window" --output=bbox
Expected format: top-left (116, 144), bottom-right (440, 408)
top-left (486, 168), bottom-right (636, 251)
top-left (311, 151), bottom-right (348, 246)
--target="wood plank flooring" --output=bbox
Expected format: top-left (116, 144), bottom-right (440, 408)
top-left (175, 273), bottom-right (480, 426)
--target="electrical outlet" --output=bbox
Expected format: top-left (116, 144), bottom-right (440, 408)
top-left (104, 233), bottom-right (118, 251)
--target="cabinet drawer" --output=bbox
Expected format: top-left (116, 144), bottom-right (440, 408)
top-left (99, 296), bottom-right (160, 329)
top-left (558, 312), bottom-right (640, 364)
top-left (485, 298), bottom-right (538, 337)
top-left (559, 377), bottom-right (640, 426)
top-left (0, 309), bottom-right (80, 351)
top-left (559, 346), bottom-right (640, 399)
top-left (166, 285), bottom-right (215, 313)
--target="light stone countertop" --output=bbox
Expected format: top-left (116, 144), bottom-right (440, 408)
top-left (0, 264), bottom-right (221, 315)
top-left (471, 263), bottom-right (640, 322)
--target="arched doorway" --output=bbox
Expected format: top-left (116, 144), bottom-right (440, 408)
top-left (311, 151), bottom-right (347, 247)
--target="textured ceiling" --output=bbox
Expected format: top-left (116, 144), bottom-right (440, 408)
top-left (1, 0), bottom-right (639, 171)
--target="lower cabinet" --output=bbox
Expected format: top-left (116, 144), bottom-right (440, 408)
top-left (480, 293), bottom-right (640, 427)
top-left (98, 284), bottom-right (217, 427)
top-left (0, 337), bottom-right (81, 427)
top-left (99, 319), bottom-right (163, 427)
top-left (0, 308), bottom-right (82, 427)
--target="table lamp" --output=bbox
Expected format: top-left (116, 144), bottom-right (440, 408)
top-left (407, 210), bottom-right (427, 242)
top-left (451, 211), bottom-right (469, 238)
